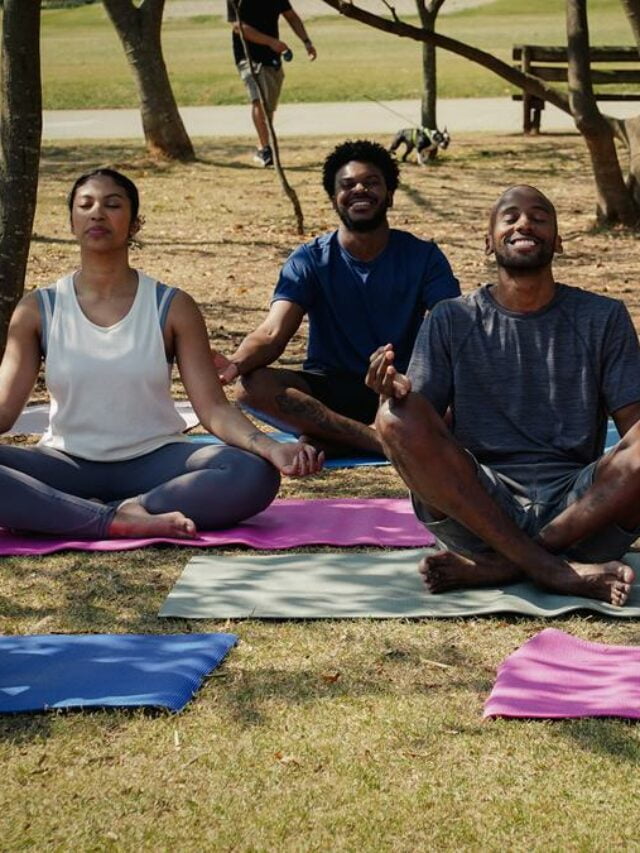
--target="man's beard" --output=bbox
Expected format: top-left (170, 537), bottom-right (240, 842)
top-left (493, 241), bottom-right (555, 271)
top-left (337, 200), bottom-right (389, 233)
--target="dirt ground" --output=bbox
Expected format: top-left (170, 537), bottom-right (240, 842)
top-left (26, 132), bottom-right (640, 427)
top-left (20, 131), bottom-right (639, 500)
top-left (31, 132), bottom-right (640, 322)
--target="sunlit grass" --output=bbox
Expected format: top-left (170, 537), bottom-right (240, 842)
top-left (39, 0), bottom-right (635, 108)
top-left (4, 133), bottom-right (640, 848)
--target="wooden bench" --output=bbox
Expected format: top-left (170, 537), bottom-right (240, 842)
top-left (512, 45), bottom-right (640, 133)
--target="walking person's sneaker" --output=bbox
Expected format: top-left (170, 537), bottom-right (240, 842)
top-left (253, 145), bottom-right (273, 167)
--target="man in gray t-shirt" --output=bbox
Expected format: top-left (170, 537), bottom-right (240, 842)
top-left (367, 185), bottom-right (640, 607)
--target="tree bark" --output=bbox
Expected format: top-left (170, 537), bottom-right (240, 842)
top-left (234, 4), bottom-right (305, 234)
top-left (102, 0), bottom-right (195, 162)
top-left (415, 2), bottom-right (444, 128)
top-left (566, 0), bottom-right (639, 225)
top-left (0, 0), bottom-right (42, 353)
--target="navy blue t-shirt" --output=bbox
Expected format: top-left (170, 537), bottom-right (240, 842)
top-left (272, 229), bottom-right (460, 377)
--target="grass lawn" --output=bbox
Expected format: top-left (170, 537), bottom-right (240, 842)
top-left (2, 131), bottom-right (640, 849)
top-left (39, 0), bottom-right (636, 108)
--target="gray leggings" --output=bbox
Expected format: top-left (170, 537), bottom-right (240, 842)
top-left (0, 442), bottom-right (281, 538)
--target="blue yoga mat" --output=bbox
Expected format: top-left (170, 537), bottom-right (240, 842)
top-left (189, 419), bottom-right (620, 469)
top-left (606, 419), bottom-right (620, 451)
top-left (0, 633), bottom-right (237, 714)
top-left (188, 432), bottom-right (388, 469)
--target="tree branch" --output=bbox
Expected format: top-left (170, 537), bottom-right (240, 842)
top-left (428, 0), bottom-right (447, 15)
top-left (234, 1), bottom-right (304, 234)
top-left (319, 0), bottom-right (571, 113)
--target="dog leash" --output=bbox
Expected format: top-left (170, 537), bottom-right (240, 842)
top-left (363, 94), bottom-right (417, 126)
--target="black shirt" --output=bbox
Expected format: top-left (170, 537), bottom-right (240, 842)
top-left (227, 0), bottom-right (292, 67)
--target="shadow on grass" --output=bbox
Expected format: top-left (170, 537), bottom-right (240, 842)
top-left (39, 141), bottom-right (319, 176)
top-left (214, 632), bottom-right (493, 729)
top-left (0, 715), bottom-right (53, 745)
top-left (398, 180), bottom-right (433, 212)
top-left (555, 717), bottom-right (640, 763)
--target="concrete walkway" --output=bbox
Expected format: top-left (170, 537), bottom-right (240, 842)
top-left (41, 97), bottom-right (640, 141)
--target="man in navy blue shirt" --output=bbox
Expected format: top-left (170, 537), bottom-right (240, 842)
top-left (227, 0), bottom-right (316, 167)
top-left (216, 140), bottom-right (460, 457)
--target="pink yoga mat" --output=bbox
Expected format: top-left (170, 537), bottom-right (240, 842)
top-left (484, 628), bottom-right (640, 720)
top-left (0, 498), bottom-right (433, 556)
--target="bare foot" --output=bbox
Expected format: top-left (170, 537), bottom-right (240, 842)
top-left (543, 560), bottom-right (635, 607)
top-left (109, 498), bottom-right (196, 539)
top-left (419, 550), bottom-right (522, 593)
top-left (419, 550), bottom-right (635, 606)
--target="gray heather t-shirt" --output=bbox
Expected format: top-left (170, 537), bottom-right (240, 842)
top-left (407, 284), bottom-right (640, 489)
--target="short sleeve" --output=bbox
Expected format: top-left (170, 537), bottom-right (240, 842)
top-left (271, 245), bottom-right (315, 312)
top-left (601, 300), bottom-right (640, 414)
top-left (407, 304), bottom-right (454, 416)
top-left (422, 243), bottom-right (460, 310)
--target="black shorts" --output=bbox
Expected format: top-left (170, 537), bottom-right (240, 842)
top-left (297, 371), bottom-right (378, 425)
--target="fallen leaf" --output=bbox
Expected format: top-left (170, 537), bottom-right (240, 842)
top-left (320, 671), bottom-right (341, 683)
top-left (274, 751), bottom-right (301, 767)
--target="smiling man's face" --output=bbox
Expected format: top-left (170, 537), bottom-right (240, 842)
top-left (333, 160), bottom-right (393, 233)
top-left (486, 185), bottom-right (562, 272)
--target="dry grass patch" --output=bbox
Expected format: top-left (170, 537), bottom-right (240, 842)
top-left (3, 133), bottom-right (640, 850)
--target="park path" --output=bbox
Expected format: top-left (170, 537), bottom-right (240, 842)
top-left (42, 97), bottom-right (640, 141)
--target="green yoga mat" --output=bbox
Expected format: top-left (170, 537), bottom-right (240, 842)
top-left (159, 550), bottom-right (640, 620)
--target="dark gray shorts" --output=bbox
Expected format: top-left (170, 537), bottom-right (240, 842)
top-left (298, 370), bottom-right (379, 425)
top-left (237, 61), bottom-right (283, 113)
top-left (412, 452), bottom-right (640, 562)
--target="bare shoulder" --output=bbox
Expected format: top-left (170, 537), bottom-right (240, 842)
top-left (166, 288), bottom-right (205, 325)
top-left (10, 290), bottom-right (42, 331)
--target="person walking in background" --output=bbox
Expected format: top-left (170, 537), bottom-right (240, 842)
top-left (227, 0), bottom-right (317, 167)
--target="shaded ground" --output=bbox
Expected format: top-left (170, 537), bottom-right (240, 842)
top-left (3, 133), bottom-right (640, 851)
top-left (30, 132), bottom-right (640, 349)
top-left (25, 131), bottom-right (640, 484)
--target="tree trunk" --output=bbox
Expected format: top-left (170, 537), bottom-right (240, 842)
top-left (418, 8), bottom-right (437, 127)
top-left (566, 0), bottom-right (640, 225)
top-left (0, 0), bottom-right (42, 353)
top-left (319, 0), bottom-right (571, 114)
top-left (102, 0), bottom-right (195, 162)
top-left (320, 0), bottom-right (640, 228)
top-left (416, 0), bottom-right (446, 128)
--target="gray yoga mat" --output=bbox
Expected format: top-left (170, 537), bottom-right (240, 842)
top-left (159, 550), bottom-right (640, 620)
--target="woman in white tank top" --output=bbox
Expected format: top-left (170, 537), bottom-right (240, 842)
top-left (0, 170), bottom-right (322, 539)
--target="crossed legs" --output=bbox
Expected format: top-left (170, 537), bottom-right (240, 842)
top-left (375, 394), bottom-right (636, 605)
top-left (0, 443), bottom-right (280, 539)
top-left (236, 367), bottom-right (384, 455)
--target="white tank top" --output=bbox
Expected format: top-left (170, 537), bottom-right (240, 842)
top-left (39, 271), bottom-right (189, 461)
